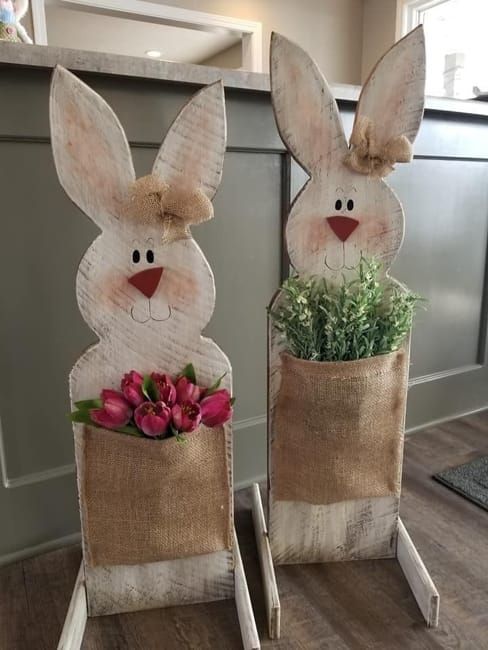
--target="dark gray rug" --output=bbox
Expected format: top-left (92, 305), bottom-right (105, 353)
top-left (434, 456), bottom-right (488, 511)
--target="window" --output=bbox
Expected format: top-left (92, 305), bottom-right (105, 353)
top-left (403, 0), bottom-right (488, 99)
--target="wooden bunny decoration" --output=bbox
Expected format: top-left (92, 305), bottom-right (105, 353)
top-left (252, 27), bottom-right (439, 638)
top-left (50, 66), bottom-right (259, 650)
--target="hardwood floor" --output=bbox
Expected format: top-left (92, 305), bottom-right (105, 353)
top-left (1, 412), bottom-right (488, 649)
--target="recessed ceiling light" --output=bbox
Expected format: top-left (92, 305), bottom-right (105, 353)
top-left (146, 50), bottom-right (162, 58)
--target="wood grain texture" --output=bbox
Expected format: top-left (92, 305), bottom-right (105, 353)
top-left (354, 26), bottom-right (425, 149)
top-left (233, 529), bottom-right (261, 650)
top-left (397, 519), bottom-right (440, 627)
top-left (57, 563), bottom-right (87, 650)
top-left (251, 483), bottom-right (280, 639)
top-left (2, 411), bottom-right (487, 648)
top-left (85, 549), bottom-right (234, 616)
top-left (269, 497), bottom-right (398, 565)
top-left (267, 31), bottom-right (426, 565)
top-left (49, 66), bottom-right (236, 615)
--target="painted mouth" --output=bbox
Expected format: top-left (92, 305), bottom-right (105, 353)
top-left (130, 302), bottom-right (172, 323)
top-left (324, 244), bottom-right (360, 272)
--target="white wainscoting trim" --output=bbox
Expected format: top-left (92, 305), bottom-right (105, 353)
top-left (2, 462), bottom-right (76, 489)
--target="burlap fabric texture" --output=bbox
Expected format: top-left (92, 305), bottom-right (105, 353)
top-left (74, 424), bottom-right (232, 567)
top-left (344, 116), bottom-right (412, 178)
top-left (121, 174), bottom-right (213, 243)
top-left (271, 348), bottom-right (409, 506)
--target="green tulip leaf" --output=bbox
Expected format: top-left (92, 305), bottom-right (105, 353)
top-left (74, 398), bottom-right (102, 410)
top-left (142, 375), bottom-right (159, 402)
top-left (180, 363), bottom-right (197, 384)
top-left (205, 372), bottom-right (227, 397)
top-left (69, 410), bottom-right (94, 424)
top-left (230, 397), bottom-right (236, 406)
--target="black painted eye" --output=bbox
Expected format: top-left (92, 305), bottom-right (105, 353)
top-left (146, 250), bottom-right (154, 264)
top-left (132, 249), bottom-right (140, 264)
top-left (335, 199), bottom-right (342, 211)
top-left (347, 199), bottom-right (354, 211)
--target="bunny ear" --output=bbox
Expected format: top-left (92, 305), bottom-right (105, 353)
top-left (348, 26), bottom-right (425, 176)
top-left (152, 80), bottom-right (226, 200)
top-left (270, 32), bottom-right (348, 175)
top-left (50, 65), bottom-right (135, 229)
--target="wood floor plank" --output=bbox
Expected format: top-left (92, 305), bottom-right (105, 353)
top-left (1, 410), bottom-right (488, 648)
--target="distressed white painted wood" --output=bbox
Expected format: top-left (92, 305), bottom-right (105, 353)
top-left (251, 484), bottom-right (280, 639)
top-left (57, 563), bottom-right (87, 650)
top-left (85, 548), bottom-right (234, 616)
top-left (267, 28), bottom-right (426, 564)
top-left (397, 519), bottom-right (440, 627)
top-left (269, 497), bottom-right (399, 565)
top-left (50, 65), bottom-right (257, 646)
top-left (234, 529), bottom-right (261, 650)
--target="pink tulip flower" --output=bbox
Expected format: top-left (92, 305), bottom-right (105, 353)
top-left (200, 389), bottom-right (233, 427)
top-left (151, 372), bottom-right (177, 406)
top-left (134, 401), bottom-right (171, 437)
top-left (90, 389), bottom-right (132, 429)
top-left (175, 376), bottom-right (201, 403)
top-left (172, 400), bottom-right (202, 433)
top-left (121, 370), bottom-right (144, 407)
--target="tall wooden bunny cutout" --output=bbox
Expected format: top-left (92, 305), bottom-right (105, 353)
top-left (251, 27), bottom-right (439, 639)
top-left (50, 66), bottom-right (259, 650)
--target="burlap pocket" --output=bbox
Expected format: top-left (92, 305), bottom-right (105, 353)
top-left (74, 424), bottom-right (232, 567)
top-left (271, 348), bottom-right (409, 506)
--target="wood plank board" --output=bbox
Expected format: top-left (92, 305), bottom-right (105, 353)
top-left (57, 563), bottom-right (87, 650)
top-left (85, 550), bottom-right (234, 616)
top-left (397, 519), bottom-right (440, 627)
top-left (251, 483), bottom-right (280, 638)
top-left (233, 529), bottom-right (261, 650)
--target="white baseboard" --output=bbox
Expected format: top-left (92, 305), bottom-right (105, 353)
top-left (0, 531), bottom-right (81, 568)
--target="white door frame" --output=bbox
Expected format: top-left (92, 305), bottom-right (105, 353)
top-left (30, 0), bottom-right (263, 72)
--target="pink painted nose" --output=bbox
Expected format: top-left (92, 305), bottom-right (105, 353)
top-left (128, 267), bottom-right (163, 299)
top-left (327, 216), bottom-right (359, 242)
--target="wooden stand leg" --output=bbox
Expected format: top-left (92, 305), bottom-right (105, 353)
top-left (397, 518), bottom-right (440, 627)
top-left (251, 483), bottom-right (281, 639)
top-left (233, 528), bottom-right (261, 650)
top-left (57, 562), bottom-right (87, 650)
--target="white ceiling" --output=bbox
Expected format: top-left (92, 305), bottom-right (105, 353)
top-left (45, 4), bottom-right (241, 64)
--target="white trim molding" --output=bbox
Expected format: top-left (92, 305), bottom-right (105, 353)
top-left (33, 0), bottom-right (263, 72)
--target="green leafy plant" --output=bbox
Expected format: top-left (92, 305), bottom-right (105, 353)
top-left (269, 258), bottom-right (424, 362)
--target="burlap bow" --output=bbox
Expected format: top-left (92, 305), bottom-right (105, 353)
top-left (344, 117), bottom-right (412, 178)
top-left (122, 174), bottom-right (213, 242)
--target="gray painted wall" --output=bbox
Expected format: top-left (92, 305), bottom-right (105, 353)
top-left (1, 66), bottom-right (488, 562)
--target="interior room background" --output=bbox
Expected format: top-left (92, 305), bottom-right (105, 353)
top-left (1, 0), bottom-right (488, 564)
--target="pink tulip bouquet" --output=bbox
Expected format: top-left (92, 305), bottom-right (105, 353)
top-left (70, 364), bottom-right (234, 442)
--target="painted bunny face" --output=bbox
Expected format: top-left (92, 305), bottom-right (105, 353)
top-left (271, 28), bottom-right (425, 281)
top-left (50, 66), bottom-right (225, 340)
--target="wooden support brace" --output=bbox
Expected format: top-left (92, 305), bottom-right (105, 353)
top-left (397, 518), bottom-right (440, 627)
top-left (234, 528), bottom-right (261, 650)
top-left (57, 563), bottom-right (87, 650)
top-left (251, 483), bottom-right (281, 639)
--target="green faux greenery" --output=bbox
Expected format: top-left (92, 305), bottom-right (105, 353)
top-left (269, 258), bottom-right (423, 362)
